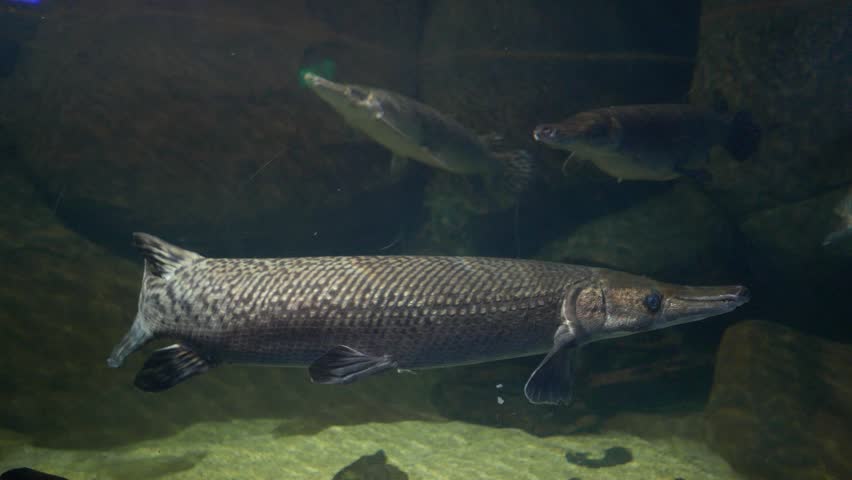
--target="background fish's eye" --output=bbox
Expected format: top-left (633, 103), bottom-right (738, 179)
top-left (348, 87), bottom-right (368, 101)
top-left (643, 292), bottom-right (662, 313)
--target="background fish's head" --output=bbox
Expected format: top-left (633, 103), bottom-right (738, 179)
top-left (566, 271), bottom-right (750, 344)
top-left (533, 112), bottom-right (615, 151)
top-left (303, 73), bottom-right (382, 124)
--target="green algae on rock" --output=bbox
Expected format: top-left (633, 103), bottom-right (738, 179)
top-left (0, 419), bottom-right (743, 480)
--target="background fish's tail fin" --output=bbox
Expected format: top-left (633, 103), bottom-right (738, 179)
top-left (496, 149), bottom-right (536, 194)
top-left (725, 111), bottom-right (762, 161)
top-left (132, 232), bottom-right (203, 280)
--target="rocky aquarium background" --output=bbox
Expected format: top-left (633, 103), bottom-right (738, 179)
top-left (0, 1), bottom-right (849, 479)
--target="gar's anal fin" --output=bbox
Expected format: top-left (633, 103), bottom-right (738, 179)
top-left (134, 344), bottom-right (213, 392)
top-left (524, 325), bottom-right (576, 405)
top-left (309, 345), bottom-right (397, 384)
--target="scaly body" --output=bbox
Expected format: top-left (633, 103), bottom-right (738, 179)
top-left (122, 256), bottom-right (583, 367)
top-left (109, 233), bottom-right (749, 404)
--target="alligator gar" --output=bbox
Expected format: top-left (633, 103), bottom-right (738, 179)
top-left (108, 233), bottom-right (749, 404)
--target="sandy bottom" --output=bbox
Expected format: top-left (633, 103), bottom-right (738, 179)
top-left (0, 419), bottom-right (742, 480)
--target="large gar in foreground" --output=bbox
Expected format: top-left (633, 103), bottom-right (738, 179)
top-left (108, 233), bottom-right (750, 404)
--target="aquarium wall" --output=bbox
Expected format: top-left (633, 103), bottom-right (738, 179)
top-left (0, 1), bottom-right (849, 479)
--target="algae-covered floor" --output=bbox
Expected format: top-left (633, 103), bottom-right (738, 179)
top-left (0, 419), bottom-right (742, 480)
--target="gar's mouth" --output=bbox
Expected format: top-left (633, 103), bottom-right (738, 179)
top-left (674, 285), bottom-right (750, 305)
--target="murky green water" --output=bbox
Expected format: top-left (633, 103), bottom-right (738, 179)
top-left (1, 1), bottom-right (849, 479)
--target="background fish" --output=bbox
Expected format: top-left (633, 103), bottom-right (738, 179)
top-left (533, 104), bottom-right (761, 182)
top-left (824, 187), bottom-right (852, 245)
top-left (107, 233), bottom-right (749, 405)
top-left (303, 72), bottom-right (534, 193)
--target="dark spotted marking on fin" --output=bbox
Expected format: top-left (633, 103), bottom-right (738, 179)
top-left (309, 345), bottom-right (397, 384)
top-left (134, 344), bottom-right (212, 392)
top-left (132, 232), bottom-right (202, 279)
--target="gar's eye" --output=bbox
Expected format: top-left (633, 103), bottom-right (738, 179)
top-left (643, 292), bottom-right (662, 313)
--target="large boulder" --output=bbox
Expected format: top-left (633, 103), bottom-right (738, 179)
top-left (740, 186), bottom-right (852, 273)
top-left (536, 183), bottom-right (738, 282)
top-left (419, 1), bottom-right (701, 147)
top-left (690, 0), bottom-right (852, 215)
top-left (2, 0), bottom-right (425, 256)
top-left (706, 320), bottom-right (852, 480)
top-left (737, 187), bottom-right (852, 337)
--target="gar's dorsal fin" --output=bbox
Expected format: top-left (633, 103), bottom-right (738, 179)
top-left (132, 232), bottom-right (203, 280)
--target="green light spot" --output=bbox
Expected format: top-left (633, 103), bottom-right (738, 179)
top-left (298, 59), bottom-right (336, 87)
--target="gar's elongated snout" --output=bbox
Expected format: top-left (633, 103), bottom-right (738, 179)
top-left (564, 271), bottom-right (751, 345)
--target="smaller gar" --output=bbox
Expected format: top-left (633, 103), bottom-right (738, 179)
top-left (533, 104), bottom-right (761, 182)
top-left (108, 233), bottom-right (750, 405)
top-left (303, 72), bottom-right (534, 193)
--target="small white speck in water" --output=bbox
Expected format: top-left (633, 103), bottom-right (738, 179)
top-left (496, 383), bottom-right (503, 389)
top-left (497, 396), bottom-right (504, 405)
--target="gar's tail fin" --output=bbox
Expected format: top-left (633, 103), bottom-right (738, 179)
top-left (107, 312), bottom-right (153, 368)
top-left (107, 234), bottom-right (203, 369)
top-left (496, 149), bottom-right (536, 194)
top-left (725, 111), bottom-right (762, 161)
top-left (132, 232), bottom-right (203, 280)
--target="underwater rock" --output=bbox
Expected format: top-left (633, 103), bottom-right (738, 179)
top-left (740, 186), bottom-right (852, 272)
top-left (706, 320), bottom-right (852, 480)
top-left (536, 183), bottom-right (737, 281)
top-left (430, 360), bottom-right (602, 437)
top-left (0, 469), bottom-right (67, 480)
top-left (431, 331), bottom-right (716, 432)
top-left (419, 1), bottom-right (700, 147)
top-left (690, 0), bottom-right (852, 214)
top-left (738, 187), bottom-right (852, 336)
top-left (1, 0), bottom-right (423, 256)
top-left (331, 450), bottom-right (408, 480)
top-left (0, 418), bottom-right (744, 480)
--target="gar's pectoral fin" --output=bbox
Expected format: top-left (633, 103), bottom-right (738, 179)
top-left (524, 325), bottom-right (576, 405)
top-left (134, 344), bottom-right (213, 392)
top-left (309, 345), bottom-right (398, 384)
